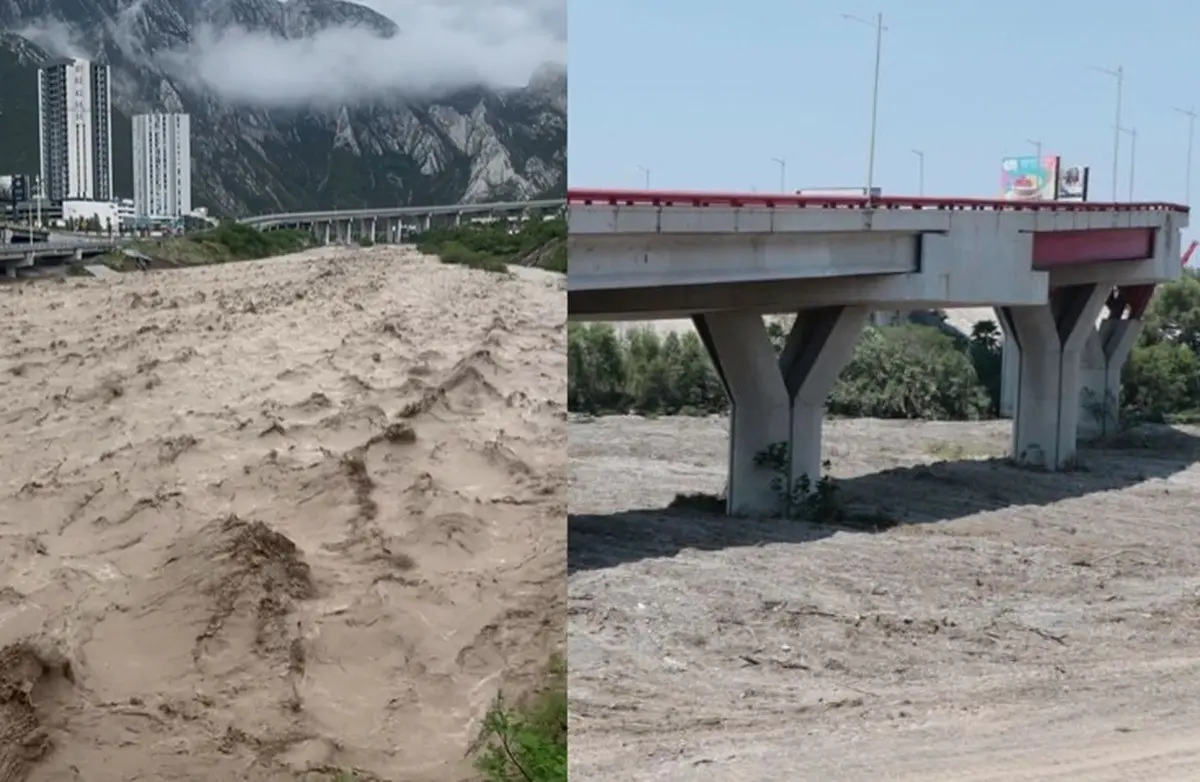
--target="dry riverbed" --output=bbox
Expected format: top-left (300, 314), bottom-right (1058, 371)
top-left (569, 414), bottom-right (1200, 781)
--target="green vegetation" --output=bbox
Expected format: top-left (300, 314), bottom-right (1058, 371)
top-left (568, 320), bottom-right (998, 420)
top-left (830, 323), bottom-right (991, 420)
top-left (474, 655), bottom-right (567, 782)
top-left (414, 217), bottom-right (565, 274)
top-left (568, 270), bottom-right (1200, 427)
top-left (105, 223), bottom-right (311, 270)
top-left (1125, 269), bottom-right (1200, 424)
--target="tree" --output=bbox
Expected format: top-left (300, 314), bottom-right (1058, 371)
top-left (968, 320), bottom-right (1004, 415)
top-left (1124, 338), bottom-right (1200, 420)
top-left (1142, 269), bottom-right (1200, 353)
top-left (567, 324), bottom-right (630, 413)
top-left (830, 324), bottom-right (990, 420)
top-left (567, 320), bottom-right (993, 421)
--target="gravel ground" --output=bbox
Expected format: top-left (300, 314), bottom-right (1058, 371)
top-left (569, 414), bottom-right (1200, 781)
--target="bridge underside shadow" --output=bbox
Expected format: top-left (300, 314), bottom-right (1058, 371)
top-left (568, 424), bottom-right (1200, 575)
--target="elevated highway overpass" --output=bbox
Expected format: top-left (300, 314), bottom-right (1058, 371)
top-left (239, 198), bottom-right (565, 244)
top-left (1, 198), bottom-right (564, 275)
top-left (567, 188), bottom-right (1189, 514)
top-left (0, 224), bottom-right (50, 244)
top-left (0, 238), bottom-right (119, 277)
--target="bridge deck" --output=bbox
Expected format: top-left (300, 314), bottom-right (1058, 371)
top-left (241, 198), bottom-right (565, 229)
top-left (567, 190), bottom-right (1189, 317)
top-left (569, 188), bottom-right (1186, 212)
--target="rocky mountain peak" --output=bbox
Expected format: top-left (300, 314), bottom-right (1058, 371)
top-left (0, 0), bottom-right (565, 215)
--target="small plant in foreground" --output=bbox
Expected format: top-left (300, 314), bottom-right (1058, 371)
top-left (474, 656), bottom-right (566, 782)
top-left (753, 441), bottom-right (841, 521)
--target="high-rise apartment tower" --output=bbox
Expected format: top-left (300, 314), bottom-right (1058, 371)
top-left (132, 113), bottom-right (192, 219)
top-left (37, 57), bottom-right (113, 202)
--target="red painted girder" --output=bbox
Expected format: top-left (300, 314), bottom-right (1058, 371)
top-left (1032, 228), bottom-right (1156, 268)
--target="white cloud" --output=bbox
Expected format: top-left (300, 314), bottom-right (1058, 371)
top-left (162, 0), bottom-right (566, 106)
top-left (19, 0), bottom-right (566, 107)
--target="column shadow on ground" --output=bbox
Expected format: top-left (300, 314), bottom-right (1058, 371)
top-left (567, 425), bottom-right (1200, 575)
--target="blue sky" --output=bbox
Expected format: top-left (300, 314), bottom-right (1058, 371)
top-left (568, 0), bottom-right (1199, 214)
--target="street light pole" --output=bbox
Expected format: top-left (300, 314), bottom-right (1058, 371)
top-left (1120, 126), bottom-right (1137, 201)
top-left (1025, 138), bottom-right (1043, 160)
top-left (1089, 64), bottom-right (1124, 201)
top-left (770, 156), bottom-right (786, 192)
top-left (1174, 106), bottom-right (1197, 204)
top-left (911, 149), bottom-right (924, 195)
top-left (637, 165), bottom-right (651, 190)
top-left (842, 12), bottom-right (887, 203)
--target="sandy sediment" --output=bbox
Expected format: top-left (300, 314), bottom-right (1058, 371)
top-left (0, 245), bottom-right (566, 782)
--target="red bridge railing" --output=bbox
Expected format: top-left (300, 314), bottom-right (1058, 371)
top-left (567, 188), bottom-right (1189, 214)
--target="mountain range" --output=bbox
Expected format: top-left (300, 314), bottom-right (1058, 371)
top-left (0, 0), bottom-right (566, 216)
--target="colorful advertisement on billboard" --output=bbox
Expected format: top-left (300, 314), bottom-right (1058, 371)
top-left (1001, 155), bottom-right (1061, 200)
top-left (1057, 164), bottom-right (1089, 201)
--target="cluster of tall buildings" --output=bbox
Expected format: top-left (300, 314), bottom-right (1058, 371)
top-left (34, 57), bottom-right (192, 221)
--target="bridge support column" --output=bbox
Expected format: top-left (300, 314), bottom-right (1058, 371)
top-left (695, 306), bottom-right (867, 516)
top-left (1001, 289), bottom-right (1144, 441)
top-left (1078, 318), bottom-right (1141, 439)
top-left (998, 283), bottom-right (1109, 470)
top-left (999, 326), bottom-right (1018, 418)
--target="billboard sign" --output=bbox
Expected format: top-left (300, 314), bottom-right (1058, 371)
top-left (1057, 164), bottom-right (1089, 201)
top-left (1001, 155), bottom-right (1060, 200)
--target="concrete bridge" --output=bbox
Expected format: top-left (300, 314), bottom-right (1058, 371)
top-left (568, 188), bottom-right (1189, 515)
top-left (0, 238), bottom-right (119, 277)
top-left (0, 224), bottom-right (51, 244)
top-left (1, 198), bottom-right (565, 277)
top-left (239, 198), bottom-right (565, 244)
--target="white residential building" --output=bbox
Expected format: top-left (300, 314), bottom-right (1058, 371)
top-left (62, 199), bottom-right (120, 231)
top-left (132, 113), bottom-right (192, 219)
top-left (37, 57), bottom-right (113, 202)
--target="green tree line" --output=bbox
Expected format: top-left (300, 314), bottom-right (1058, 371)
top-left (568, 270), bottom-right (1200, 424)
top-left (414, 217), bottom-right (565, 273)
